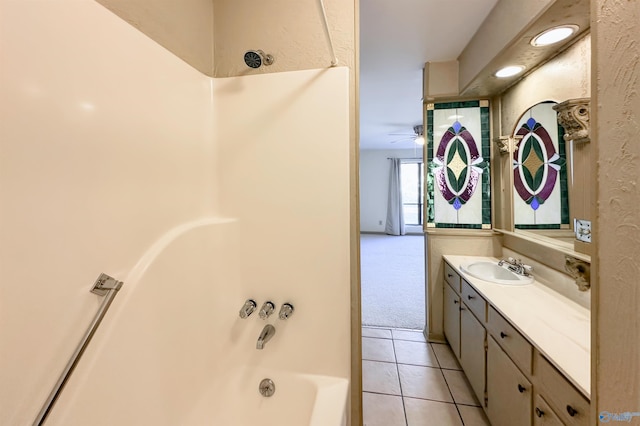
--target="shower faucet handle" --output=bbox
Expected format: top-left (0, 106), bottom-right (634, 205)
top-left (278, 303), bottom-right (294, 320)
top-left (239, 299), bottom-right (257, 319)
top-left (259, 301), bottom-right (275, 319)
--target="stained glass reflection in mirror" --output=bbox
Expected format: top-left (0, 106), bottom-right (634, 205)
top-left (512, 101), bottom-right (569, 229)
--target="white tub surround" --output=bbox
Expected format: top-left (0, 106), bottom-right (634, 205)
top-left (443, 255), bottom-right (590, 398)
top-left (184, 366), bottom-right (349, 426)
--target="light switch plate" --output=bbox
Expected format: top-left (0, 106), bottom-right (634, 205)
top-left (575, 219), bottom-right (592, 243)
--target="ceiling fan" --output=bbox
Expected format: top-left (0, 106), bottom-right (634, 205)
top-left (388, 124), bottom-right (425, 145)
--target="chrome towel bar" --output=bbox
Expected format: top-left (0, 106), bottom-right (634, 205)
top-left (33, 273), bottom-right (123, 426)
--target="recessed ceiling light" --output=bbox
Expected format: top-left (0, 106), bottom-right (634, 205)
top-left (531, 25), bottom-right (579, 47)
top-left (495, 65), bottom-right (525, 78)
top-left (414, 135), bottom-right (425, 145)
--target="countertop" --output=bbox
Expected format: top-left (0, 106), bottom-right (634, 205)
top-left (443, 255), bottom-right (590, 398)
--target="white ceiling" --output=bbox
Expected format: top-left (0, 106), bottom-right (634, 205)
top-left (359, 0), bottom-right (499, 150)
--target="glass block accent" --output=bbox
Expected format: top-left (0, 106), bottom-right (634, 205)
top-left (513, 101), bottom-right (569, 229)
top-left (427, 101), bottom-right (491, 228)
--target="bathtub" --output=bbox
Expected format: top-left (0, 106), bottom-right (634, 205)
top-left (44, 218), bottom-right (350, 426)
top-left (184, 365), bottom-right (349, 426)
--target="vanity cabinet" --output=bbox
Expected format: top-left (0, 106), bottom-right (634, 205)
top-left (442, 257), bottom-right (591, 426)
top-left (487, 336), bottom-right (532, 426)
top-left (443, 267), bottom-right (487, 405)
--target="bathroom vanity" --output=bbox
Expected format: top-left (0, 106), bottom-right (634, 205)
top-left (442, 255), bottom-right (590, 426)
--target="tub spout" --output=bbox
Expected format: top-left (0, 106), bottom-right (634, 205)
top-left (256, 324), bottom-right (276, 350)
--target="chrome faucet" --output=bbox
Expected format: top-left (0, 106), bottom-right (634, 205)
top-left (256, 324), bottom-right (276, 350)
top-left (498, 257), bottom-right (533, 276)
top-left (278, 303), bottom-right (294, 320)
top-left (259, 301), bottom-right (275, 319)
top-left (238, 299), bottom-right (257, 319)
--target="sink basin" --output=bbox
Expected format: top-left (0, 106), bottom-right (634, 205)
top-left (460, 261), bottom-right (534, 285)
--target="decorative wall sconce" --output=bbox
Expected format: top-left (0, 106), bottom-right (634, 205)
top-left (552, 98), bottom-right (590, 143)
top-left (494, 135), bottom-right (522, 155)
top-left (565, 256), bottom-right (590, 291)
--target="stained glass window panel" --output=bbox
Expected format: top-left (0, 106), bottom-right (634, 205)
top-left (426, 101), bottom-right (491, 229)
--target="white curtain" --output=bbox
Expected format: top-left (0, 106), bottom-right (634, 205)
top-left (385, 158), bottom-right (406, 235)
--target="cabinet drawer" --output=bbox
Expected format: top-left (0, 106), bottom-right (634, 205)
top-left (444, 262), bottom-right (461, 293)
top-left (461, 279), bottom-right (487, 322)
top-left (535, 352), bottom-right (590, 425)
top-left (534, 394), bottom-right (564, 426)
top-left (488, 306), bottom-right (532, 375)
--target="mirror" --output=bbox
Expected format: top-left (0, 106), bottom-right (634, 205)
top-left (510, 101), bottom-right (574, 248)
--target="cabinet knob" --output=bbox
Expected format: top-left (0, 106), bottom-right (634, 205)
top-left (517, 384), bottom-right (526, 393)
top-left (500, 331), bottom-right (508, 339)
top-left (453, 300), bottom-right (459, 304)
top-left (467, 295), bottom-right (474, 300)
top-left (459, 306), bottom-right (466, 311)
top-left (535, 407), bottom-right (544, 418)
top-left (567, 405), bottom-right (578, 417)
top-left (447, 273), bottom-right (454, 278)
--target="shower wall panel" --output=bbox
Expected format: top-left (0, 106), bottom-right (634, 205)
top-left (215, 68), bottom-right (352, 379)
top-left (0, 1), bottom-right (216, 423)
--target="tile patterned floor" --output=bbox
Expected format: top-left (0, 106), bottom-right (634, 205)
top-left (362, 327), bottom-right (491, 426)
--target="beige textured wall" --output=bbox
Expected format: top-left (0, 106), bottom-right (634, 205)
top-left (458, 0), bottom-right (553, 91)
top-left (500, 34), bottom-right (591, 135)
top-left (96, 0), bottom-right (214, 75)
top-left (212, 0), bottom-right (354, 77)
top-left (592, 0), bottom-right (640, 418)
top-left (425, 232), bottom-right (501, 341)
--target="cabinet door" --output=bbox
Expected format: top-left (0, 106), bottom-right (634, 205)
top-left (534, 394), bottom-right (564, 426)
top-left (487, 336), bottom-right (532, 426)
top-left (443, 283), bottom-right (461, 359)
top-left (460, 306), bottom-right (486, 406)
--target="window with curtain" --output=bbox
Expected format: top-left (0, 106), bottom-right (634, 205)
top-left (400, 161), bottom-right (424, 225)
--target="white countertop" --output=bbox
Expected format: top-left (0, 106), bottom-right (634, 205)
top-left (443, 255), bottom-right (591, 398)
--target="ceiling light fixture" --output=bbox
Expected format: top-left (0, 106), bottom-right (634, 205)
top-left (415, 135), bottom-right (425, 145)
top-left (531, 25), bottom-right (579, 47)
top-left (495, 65), bottom-right (525, 78)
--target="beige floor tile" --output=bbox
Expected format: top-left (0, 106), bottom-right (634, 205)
top-left (397, 364), bottom-right (453, 402)
top-left (362, 327), bottom-right (393, 339)
top-left (431, 343), bottom-right (462, 370)
top-left (363, 337), bottom-right (396, 362)
top-left (457, 404), bottom-right (491, 426)
top-left (442, 369), bottom-right (480, 406)
top-left (362, 360), bottom-right (401, 395)
top-left (403, 398), bottom-right (462, 426)
top-left (393, 340), bottom-right (439, 367)
top-left (392, 329), bottom-right (426, 342)
top-left (362, 392), bottom-right (406, 426)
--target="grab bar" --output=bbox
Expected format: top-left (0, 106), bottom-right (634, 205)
top-left (33, 273), bottom-right (124, 426)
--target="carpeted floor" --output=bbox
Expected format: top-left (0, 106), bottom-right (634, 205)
top-left (360, 233), bottom-right (426, 330)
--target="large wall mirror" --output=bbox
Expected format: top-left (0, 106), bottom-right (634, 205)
top-left (497, 98), bottom-right (593, 264)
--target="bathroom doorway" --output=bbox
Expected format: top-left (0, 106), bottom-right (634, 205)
top-left (359, 156), bottom-right (426, 330)
top-left (360, 232), bottom-right (425, 330)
